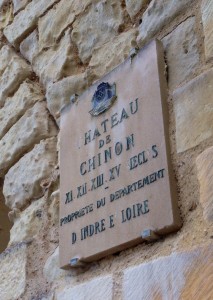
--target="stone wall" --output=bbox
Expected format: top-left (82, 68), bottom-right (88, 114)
top-left (0, 0), bottom-right (212, 299)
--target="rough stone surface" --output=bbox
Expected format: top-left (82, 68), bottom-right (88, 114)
top-left (0, 45), bottom-right (19, 76)
top-left (174, 68), bottom-right (213, 153)
top-left (137, 0), bottom-right (193, 47)
top-left (123, 244), bottom-right (213, 300)
top-left (0, 57), bottom-right (32, 107)
top-left (44, 247), bottom-right (69, 283)
top-left (48, 189), bottom-right (59, 226)
top-left (46, 73), bottom-right (88, 121)
top-left (72, 0), bottom-right (124, 63)
top-left (20, 30), bottom-right (39, 63)
top-left (125, 0), bottom-right (149, 19)
top-left (0, 243), bottom-right (27, 300)
top-left (38, 0), bottom-right (93, 50)
top-left (3, 0), bottom-right (58, 46)
top-left (88, 29), bottom-right (138, 82)
top-left (0, 0), bottom-right (7, 8)
top-left (3, 137), bottom-right (58, 209)
top-left (201, 0), bottom-right (213, 61)
top-left (13, 0), bottom-right (31, 14)
top-left (0, 102), bottom-right (57, 176)
top-left (56, 276), bottom-right (113, 300)
top-left (9, 198), bottom-right (45, 245)
top-left (196, 146), bottom-right (213, 222)
top-left (0, 80), bottom-right (44, 139)
top-left (0, 2), bottom-right (13, 30)
top-left (34, 29), bottom-right (80, 88)
top-left (162, 17), bottom-right (199, 90)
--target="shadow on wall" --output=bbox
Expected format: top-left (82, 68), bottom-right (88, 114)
top-left (0, 180), bottom-right (11, 253)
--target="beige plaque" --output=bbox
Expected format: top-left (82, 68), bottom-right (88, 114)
top-left (60, 40), bottom-right (181, 269)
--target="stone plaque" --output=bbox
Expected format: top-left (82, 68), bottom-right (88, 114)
top-left (60, 40), bottom-right (181, 269)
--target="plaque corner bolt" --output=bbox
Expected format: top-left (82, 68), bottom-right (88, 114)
top-left (129, 47), bottom-right (139, 63)
top-left (70, 93), bottom-right (79, 104)
top-left (141, 229), bottom-right (160, 242)
top-left (70, 257), bottom-right (86, 267)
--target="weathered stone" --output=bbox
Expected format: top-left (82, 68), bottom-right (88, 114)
top-left (38, 0), bottom-right (93, 50)
top-left (88, 29), bottom-right (138, 82)
top-left (56, 276), bottom-right (113, 300)
top-left (0, 57), bottom-right (32, 107)
top-left (41, 294), bottom-right (54, 300)
top-left (123, 244), bottom-right (213, 300)
top-left (3, 0), bottom-right (58, 46)
top-left (196, 146), bottom-right (213, 222)
top-left (44, 247), bottom-right (69, 283)
top-left (46, 73), bottom-right (88, 121)
top-left (137, 0), bottom-right (193, 47)
top-left (20, 30), bottom-right (39, 63)
top-left (13, 0), bottom-right (31, 14)
top-left (201, 0), bottom-right (213, 61)
top-left (9, 198), bottom-right (45, 245)
top-left (0, 243), bottom-right (27, 300)
top-left (0, 32), bottom-right (4, 49)
top-left (48, 189), bottom-right (59, 226)
top-left (0, 190), bottom-right (11, 253)
top-left (0, 0), bottom-right (7, 8)
top-left (0, 2), bottom-right (13, 30)
top-left (33, 29), bottom-right (80, 88)
top-left (3, 137), bottom-right (57, 209)
top-left (72, 0), bottom-right (124, 63)
top-left (0, 80), bottom-right (44, 140)
top-left (125, 0), bottom-right (149, 19)
top-left (0, 102), bottom-right (57, 176)
top-left (0, 45), bottom-right (19, 76)
top-left (174, 68), bottom-right (213, 153)
top-left (162, 17), bottom-right (199, 90)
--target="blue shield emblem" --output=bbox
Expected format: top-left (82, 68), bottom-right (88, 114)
top-left (89, 82), bottom-right (117, 116)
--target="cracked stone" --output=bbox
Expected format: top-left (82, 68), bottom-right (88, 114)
top-left (3, 137), bottom-right (58, 210)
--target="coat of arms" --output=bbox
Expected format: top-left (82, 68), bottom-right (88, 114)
top-left (89, 82), bottom-right (117, 116)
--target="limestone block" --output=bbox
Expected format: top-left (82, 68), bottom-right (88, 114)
top-left (88, 29), bottom-right (138, 82)
top-left (174, 68), bottom-right (213, 153)
top-left (162, 17), bottom-right (199, 90)
top-left (0, 243), bottom-right (27, 300)
top-left (20, 30), bottom-right (39, 63)
top-left (44, 247), bottom-right (69, 283)
top-left (33, 29), bottom-right (80, 88)
top-left (196, 146), bottom-right (213, 222)
top-left (38, 0), bottom-right (93, 50)
top-left (0, 102), bottom-right (57, 176)
top-left (137, 0), bottom-right (193, 47)
top-left (46, 73), bottom-right (88, 121)
top-left (3, 137), bottom-right (57, 209)
top-left (41, 294), bottom-right (54, 300)
top-left (56, 276), bottom-right (113, 300)
top-left (0, 0), bottom-right (7, 8)
top-left (123, 244), bottom-right (213, 300)
top-left (3, 0), bottom-right (58, 46)
top-left (125, 0), bottom-right (149, 19)
top-left (0, 57), bottom-right (32, 107)
top-left (201, 0), bottom-right (213, 61)
top-left (0, 45), bottom-right (19, 76)
top-left (0, 80), bottom-right (44, 140)
top-left (0, 32), bottom-right (3, 49)
top-left (13, 0), bottom-right (31, 14)
top-left (0, 2), bottom-right (13, 30)
top-left (72, 0), bottom-right (124, 63)
top-left (48, 189), bottom-right (59, 226)
top-left (9, 198), bottom-right (45, 245)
